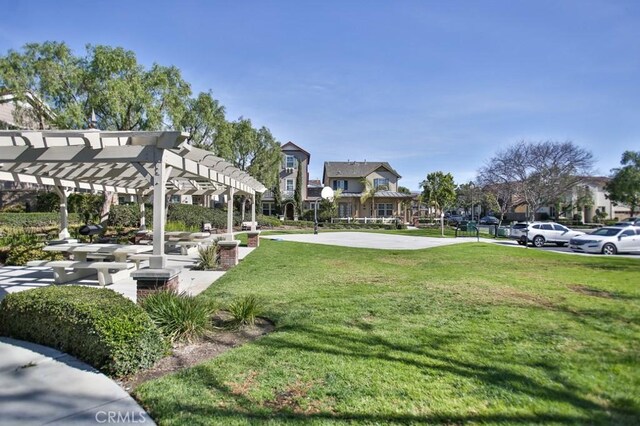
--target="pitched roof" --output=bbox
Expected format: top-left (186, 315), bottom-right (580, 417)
top-left (323, 161), bottom-right (401, 179)
top-left (281, 141), bottom-right (310, 159)
top-left (339, 190), bottom-right (413, 199)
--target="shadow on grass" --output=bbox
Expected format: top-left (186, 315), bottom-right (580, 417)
top-left (141, 324), bottom-right (638, 425)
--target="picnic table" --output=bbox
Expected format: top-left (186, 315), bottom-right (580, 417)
top-left (35, 243), bottom-right (153, 285)
top-left (165, 232), bottom-right (215, 255)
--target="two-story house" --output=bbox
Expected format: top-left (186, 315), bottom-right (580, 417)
top-left (261, 141), bottom-right (310, 220)
top-left (322, 161), bottom-right (413, 219)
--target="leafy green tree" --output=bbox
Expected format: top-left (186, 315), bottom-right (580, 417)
top-left (176, 91), bottom-right (226, 151)
top-left (397, 186), bottom-right (411, 194)
top-left (420, 172), bottom-right (456, 216)
top-left (0, 42), bottom-right (192, 130)
top-left (606, 151), bottom-right (640, 216)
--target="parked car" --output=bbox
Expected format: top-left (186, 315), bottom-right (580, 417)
top-left (513, 222), bottom-right (584, 247)
top-left (509, 222), bottom-right (530, 244)
top-left (615, 217), bottom-right (640, 226)
top-left (569, 226), bottom-right (640, 255)
top-left (447, 215), bottom-right (464, 225)
top-left (479, 215), bottom-right (500, 225)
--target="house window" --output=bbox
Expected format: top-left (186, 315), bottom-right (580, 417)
top-left (338, 203), bottom-right (352, 217)
top-left (286, 155), bottom-right (296, 168)
top-left (332, 180), bottom-right (348, 190)
top-left (373, 178), bottom-right (389, 189)
top-left (169, 195), bottom-right (181, 204)
top-left (262, 203), bottom-right (273, 216)
top-left (376, 203), bottom-right (394, 217)
top-left (286, 179), bottom-right (294, 191)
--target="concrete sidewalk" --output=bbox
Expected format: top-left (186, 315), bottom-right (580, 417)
top-left (0, 337), bottom-right (155, 425)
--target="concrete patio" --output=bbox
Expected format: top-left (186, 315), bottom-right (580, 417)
top-left (0, 246), bottom-right (255, 303)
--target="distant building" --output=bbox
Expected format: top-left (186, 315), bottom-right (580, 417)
top-left (261, 141), bottom-right (311, 220)
top-left (322, 161), bottom-right (413, 219)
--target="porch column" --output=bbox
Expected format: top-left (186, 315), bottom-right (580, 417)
top-left (137, 189), bottom-right (146, 230)
top-left (226, 187), bottom-right (235, 241)
top-left (53, 186), bottom-right (71, 240)
top-left (150, 149), bottom-right (167, 269)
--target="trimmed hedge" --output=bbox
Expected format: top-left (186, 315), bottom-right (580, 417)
top-left (0, 212), bottom-right (81, 228)
top-left (0, 286), bottom-right (167, 377)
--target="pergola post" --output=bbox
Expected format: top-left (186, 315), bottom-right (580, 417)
top-left (226, 187), bottom-right (235, 241)
top-left (247, 192), bottom-right (260, 248)
top-left (149, 150), bottom-right (167, 269)
top-left (251, 193), bottom-right (256, 231)
top-left (137, 190), bottom-right (146, 230)
top-left (218, 187), bottom-right (240, 269)
top-left (53, 186), bottom-right (71, 240)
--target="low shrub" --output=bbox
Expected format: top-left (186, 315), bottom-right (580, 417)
top-left (228, 295), bottom-right (263, 327)
top-left (0, 212), bottom-right (81, 228)
top-left (5, 241), bottom-right (63, 266)
top-left (141, 291), bottom-right (216, 343)
top-left (257, 215), bottom-right (281, 228)
top-left (283, 220), bottom-right (314, 228)
top-left (108, 204), bottom-right (152, 228)
top-left (167, 204), bottom-right (241, 229)
top-left (165, 221), bottom-right (200, 232)
top-left (0, 286), bottom-right (166, 377)
top-left (194, 243), bottom-right (220, 270)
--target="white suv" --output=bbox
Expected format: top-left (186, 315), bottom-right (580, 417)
top-left (518, 222), bottom-right (585, 248)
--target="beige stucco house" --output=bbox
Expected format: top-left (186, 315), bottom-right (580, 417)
top-left (322, 161), bottom-right (413, 219)
top-left (261, 141), bottom-right (310, 219)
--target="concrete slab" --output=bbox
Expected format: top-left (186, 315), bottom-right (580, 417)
top-left (0, 246), bottom-right (258, 302)
top-left (263, 231), bottom-right (488, 250)
top-left (0, 338), bottom-right (155, 425)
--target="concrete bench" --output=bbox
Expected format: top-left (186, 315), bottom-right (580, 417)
top-left (128, 254), bottom-right (152, 269)
top-left (26, 260), bottom-right (50, 267)
top-left (241, 221), bottom-right (260, 231)
top-left (174, 241), bottom-right (204, 255)
top-left (46, 260), bottom-right (134, 286)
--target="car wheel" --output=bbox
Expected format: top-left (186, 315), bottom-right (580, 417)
top-left (602, 243), bottom-right (617, 255)
top-left (519, 236), bottom-right (527, 246)
top-left (533, 236), bottom-right (545, 248)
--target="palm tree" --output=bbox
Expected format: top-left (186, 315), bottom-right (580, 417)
top-left (360, 178), bottom-right (377, 218)
top-left (360, 179), bottom-right (389, 218)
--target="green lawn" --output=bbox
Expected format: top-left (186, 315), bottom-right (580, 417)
top-left (135, 239), bottom-right (640, 425)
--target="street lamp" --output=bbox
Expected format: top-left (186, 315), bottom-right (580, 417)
top-left (314, 186), bottom-right (335, 235)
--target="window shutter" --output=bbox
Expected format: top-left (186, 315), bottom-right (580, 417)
top-left (344, 180), bottom-right (348, 190)
top-left (333, 180), bottom-right (337, 190)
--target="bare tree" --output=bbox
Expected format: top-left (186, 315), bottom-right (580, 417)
top-left (480, 141), bottom-right (594, 221)
top-left (477, 154), bottom-right (519, 223)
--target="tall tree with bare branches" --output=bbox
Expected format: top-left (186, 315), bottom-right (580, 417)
top-left (481, 141), bottom-right (594, 221)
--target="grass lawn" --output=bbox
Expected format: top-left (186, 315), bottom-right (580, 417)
top-left (135, 239), bottom-right (640, 425)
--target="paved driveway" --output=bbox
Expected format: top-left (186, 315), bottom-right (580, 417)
top-left (264, 232), bottom-right (491, 250)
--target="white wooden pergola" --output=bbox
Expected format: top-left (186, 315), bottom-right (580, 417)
top-left (0, 130), bottom-right (266, 269)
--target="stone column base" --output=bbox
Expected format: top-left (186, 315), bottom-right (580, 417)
top-left (247, 231), bottom-right (261, 248)
top-left (218, 240), bottom-right (240, 270)
top-left (131, 267), bottom-right (181, 302)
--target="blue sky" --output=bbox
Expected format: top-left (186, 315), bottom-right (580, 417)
top-left (1, 0), bottom-right (639, 190)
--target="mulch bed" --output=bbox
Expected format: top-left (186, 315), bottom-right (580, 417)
top-left (119, 317), bottom-right (275, 391)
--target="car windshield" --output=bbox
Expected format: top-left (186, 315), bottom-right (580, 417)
top-left (590, 228), bottom-right (622, 237)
